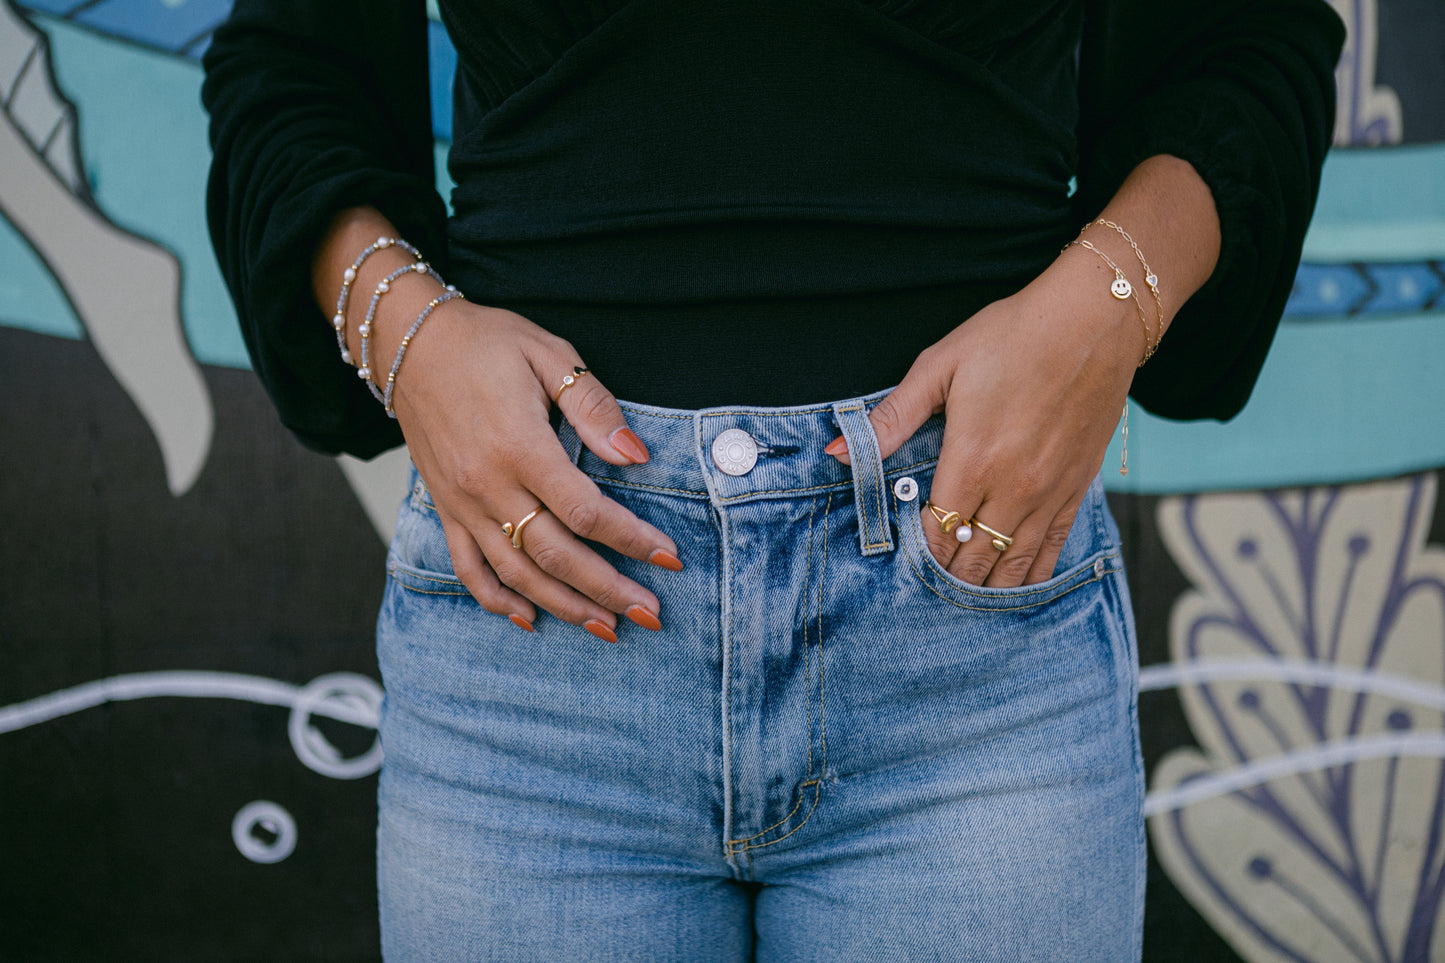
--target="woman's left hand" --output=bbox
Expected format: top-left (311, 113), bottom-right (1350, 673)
top-left (833, 248), bottom-right (1144, 588)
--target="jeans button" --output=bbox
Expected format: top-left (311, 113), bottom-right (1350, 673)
top-left (712, 428), bottom-right (759, 476)
top-left (893, 476), bottom-right (919, 502)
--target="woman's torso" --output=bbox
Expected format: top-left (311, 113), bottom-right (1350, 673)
top-left (440, 0), bottom-right (1083, 407)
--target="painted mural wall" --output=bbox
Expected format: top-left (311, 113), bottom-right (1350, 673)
top-left (1, 1), bottom-right (1442, 959)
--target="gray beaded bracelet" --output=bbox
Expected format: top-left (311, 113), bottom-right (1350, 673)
top-left (382, 287), bottom-right (466, 417)
top-left (331, 237), bottom-right (421, 366)
top-left (357, 262), bottom-right (448, 403)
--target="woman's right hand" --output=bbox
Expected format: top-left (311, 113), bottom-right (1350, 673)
top-left (385, 297), bottom-right (682, 642)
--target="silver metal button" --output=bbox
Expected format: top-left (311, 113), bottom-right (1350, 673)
top-left (1094, 558), bottom-right (1106, 578)
top-left (712, 428), bottom-right (759, 476)
top-left (893, 476), bottom-right (919, 502)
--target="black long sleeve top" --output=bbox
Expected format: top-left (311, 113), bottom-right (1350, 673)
top-left (203, 0), bottom-right (1342, 458)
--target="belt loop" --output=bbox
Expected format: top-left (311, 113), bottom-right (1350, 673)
top-left (832, 400), bottom-right (894, 556)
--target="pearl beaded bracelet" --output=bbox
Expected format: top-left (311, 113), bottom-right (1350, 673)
top-left (331, 237), bottom-right (422, 366)
top-left (356, 261), bottom-right (448, 403)
top-left (382, 288), bottom-right (466, 417)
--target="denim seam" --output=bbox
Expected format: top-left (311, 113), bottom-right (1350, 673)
top-left (590, 465), bottom-right (936, 502)
top-left (733, 782), bottom-right (825, 855)
top-left (727, 496), bottom-right (819, 849)
top-left (719, 496), bottom-right (737, 866)
top-left (727, 494), bottom-right (832, 856)
top-left (906, 551), bottom-right (1120, 611)
top-left (584, 477), bottom-right (711, 498)
top-left (618, 407), bottom-right (694, 420)
top-left (717, 480), bottom-right (853, 501)
top-left (390, 580), bottom-right (471, 597)
top-left (387, 563), bottom-right (470, 595)
top-left (896, 491), bottom-right (1122, 608)
top-left (698, 405), bottom-right (838, 419)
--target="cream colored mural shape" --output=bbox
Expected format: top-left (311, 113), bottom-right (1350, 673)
top-left (0, 0), bottom-right (211, 496)
top-left (1146, 474), bottom-right (1445, 963)
top-left (1327, 0), bottom-right (1404, 146)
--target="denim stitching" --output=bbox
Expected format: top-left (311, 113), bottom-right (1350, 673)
top-left (903, 543), bottom-right (1120, 612)
top-left (737, 781), bottom-right (824, 854)
top-left (720, 500), bottom-right (737, 864)
top-left (816, 494), bottom-right (831, 776)
top-left (390, 580), bottom-right (471, 598)
top-left (896, 491), bottom-right (1121, 607)
top-left (584, 478), bottom-right (712, 498)
top-left (727, 494), bottom-right (832, 856)
top-left (858, 409), bottom-right (891, 551)
top-left (834, 402), bottom-right (890, 552)
top-left (618, 407), bottom-right (693, 420)
top-left (387, 564), bottom-right (470, 595)
top-left (728, 497), bottom-right (818, 849)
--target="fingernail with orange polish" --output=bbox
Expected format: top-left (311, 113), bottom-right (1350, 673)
top-left (824, 436), bottom-right (848, 457)
top-left (509, 614), bottom-right (534, 633)
top-left (610, 427), bottom-right (650, 465)
top-left (649, 549), bottom-right (684, 572)
top-left (625, 605), bottom-right (662, 632)
top-left (584, 619), bottom-right (619, 644)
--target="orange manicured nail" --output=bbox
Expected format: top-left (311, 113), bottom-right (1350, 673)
top-left (649, 549), bottom-right (684, 572)
top-left (584, 619), bottom-right (618, 644)
top-left (824, 436), bottom-right (848, 457)
top-left (610, 427), bottom-right (650, 465)
top-left (509, 614), bottom-right (534, 633)
top-left (625, 605), bottom-right (662, 631)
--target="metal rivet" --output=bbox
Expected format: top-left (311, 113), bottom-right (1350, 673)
top-left (893, 476), bottom-right (919, 502)
top-left (1094, 558), bottom-right (1106, 578)
top-left (711, 428), bottom-right (759, 476)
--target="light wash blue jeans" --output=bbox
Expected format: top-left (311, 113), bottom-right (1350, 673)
top-left (376, 392), bottom-right (1144, 962)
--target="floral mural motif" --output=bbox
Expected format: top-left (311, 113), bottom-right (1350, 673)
top-left (1146, 475), bottom-right (1445, 962)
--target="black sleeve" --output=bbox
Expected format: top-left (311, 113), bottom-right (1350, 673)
top-left (1075, 0), bottom-right (1344, 421)
top-left (202, 0), bottom-right (447, 457)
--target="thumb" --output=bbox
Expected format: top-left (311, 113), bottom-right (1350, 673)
top-left (825, 361), bottom-right (945, 464)
top-left (548, 363), bottom-right (651, 467)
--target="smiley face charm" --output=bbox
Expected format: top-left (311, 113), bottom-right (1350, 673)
top-left (1110, 276), bottom-right (1133, 299)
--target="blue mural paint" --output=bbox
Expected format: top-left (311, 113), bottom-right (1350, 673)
top-left (1288, 261), bottom-right (1445, 316)
top-left (428, 17), bottom-right (455, 143)
top-left (1304, 142), bottom-right (1445, 262)
top-left (0, 219), bottom-right (83, 338)
top-left (1107, 310), bottom-right (1445, 494)
top-left (19, 0), bottom-right (229, 58)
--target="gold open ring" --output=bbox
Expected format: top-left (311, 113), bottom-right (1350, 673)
top-left (926, 501), bottom-right (974, 543)
top-left (501, 507), bottom-right (545, 549)
top-left (971, 518), bottom-right (1014, 552)
top-left (925, 500), bottom-right (960, 533)
top-left (552, 366), bottom-right (590, 403)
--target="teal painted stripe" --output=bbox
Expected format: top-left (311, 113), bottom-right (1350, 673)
top-left (1303, 143), bottom-right (1445, 262)
top-left (1106, 310), bottom-right (1445, 495)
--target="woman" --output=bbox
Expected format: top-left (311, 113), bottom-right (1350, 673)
top-left (204, 1), bottom-right (1342, 959)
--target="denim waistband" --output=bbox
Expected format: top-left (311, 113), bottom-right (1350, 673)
top-left (559, 388), bottom-right (939, 496)
top-left (558, 388), bottom-right (947, 557)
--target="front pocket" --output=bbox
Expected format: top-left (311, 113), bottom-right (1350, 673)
top-left (386, 469), bottom-right (467, 593)
top-left (386, 556), bottom-right (471, 598)
top-left (894, 486), bottom-right (1121, 612)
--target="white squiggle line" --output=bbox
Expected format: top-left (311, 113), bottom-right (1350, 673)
top-left (1138, 658), bottom-right (1445, 713)
top-left (1144, 732), bottom-right (1445, 816)
top-left (0, 671), bottom-right (378, 735)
